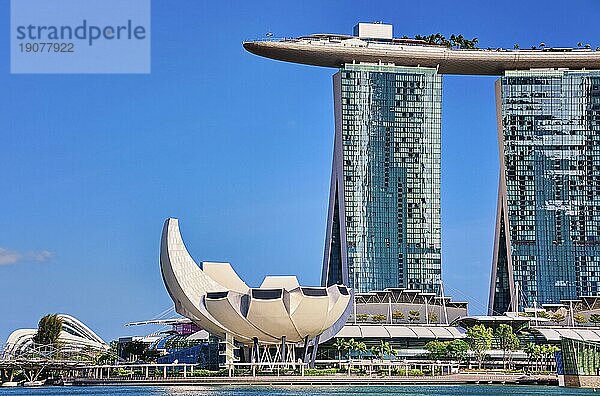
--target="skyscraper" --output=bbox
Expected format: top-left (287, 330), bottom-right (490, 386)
top-left (490, 70), bottom-right (600, 314)
top-left (321, 63), bottom-right (443, 293)
top-left (244, 23), bottom-right (600, 300)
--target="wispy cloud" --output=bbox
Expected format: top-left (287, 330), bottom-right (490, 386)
top-left (0, 248), bottom-right (53, 266)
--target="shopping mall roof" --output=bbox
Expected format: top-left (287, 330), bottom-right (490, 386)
top-left (531, 327), bottom-right (600, 342)
top-left (335, 324), bottom-right (465, 340)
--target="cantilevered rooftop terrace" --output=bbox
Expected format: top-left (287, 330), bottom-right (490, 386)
top-left (244, 31), bottom-right (600, 75)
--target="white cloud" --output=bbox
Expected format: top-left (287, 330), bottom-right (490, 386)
top-left (0, 248), bottom-right (21, 265)
top-left (32, 250), bottom-right (53, 262)
top-left (0, 247), bottom-right (53, 266)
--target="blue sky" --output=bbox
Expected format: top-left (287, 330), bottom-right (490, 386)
top-left (1, 0), bottom-right (599, 343)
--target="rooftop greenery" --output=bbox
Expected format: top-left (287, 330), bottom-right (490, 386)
top-left (410, 33), bottom-right (479, 49)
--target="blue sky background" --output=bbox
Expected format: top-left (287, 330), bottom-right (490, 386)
top-left (1, 0), bottom-right (599, 343)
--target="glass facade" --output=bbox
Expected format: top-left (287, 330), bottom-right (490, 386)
top-left (322, 64), bottom-right (442, 294)
top-left (561, 337), bottom-right (600, 376)
top-left (491, 70), bottom-right (600, 314)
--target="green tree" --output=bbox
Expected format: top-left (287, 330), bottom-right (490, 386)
top-left (541, 345), bottom-right (560, 372)
top-left (372, 314), bottom-right (387, 323)
top-left (95, 340), bottom-right (119, 365)
top-left (424, 341), bottom-right (448, 360)
top-left (346, 338), bottom-right (358, 357)
top-left (333, 338), bottom-right (349, 362)
top-left (524, 343), bottom-right (538, 372)
top-left (122, 340), bottom-right (150, 361)
top-left (408, 310), bottom-right (421, 323)
top-left (32, 314), bottom-right (63, 349)
top-left (446, 339), bottom-right (469, 362)
top-left (95, 351), bottom-right (117, 365)
top-left (354, 341), bottom-right (368, 360)
top-left (466, 324), bottom-right (493, 369)
top-left (496, 324), bottom-right (519, 370)
top-left (346, 338), bottom-right (365, 360)
top-left (507, 333), bottom-right (520, 369)
top-left (574, 313), bottom-right (587, 326)
top-left (525, 343), bottom-right (553, 373)
top-left (371, 341), bottom-right (394, 360)
top-left (392, 311), bottom-right (405, 322)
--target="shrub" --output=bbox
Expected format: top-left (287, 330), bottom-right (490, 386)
top-left (115, 368), bottom-right (133, 377)
top-left (590, 314), bottom-right (600, 324)
top-left (408, 310), bottom-right (421, 323)
top-left (191, 368), bottom-right (228, 377)
top-left (393, 367), bottom-right (424, 376)
top-left (574, 314), bottom-right (587, 325)
top-left (356, 314), bottom-right (369, 322)
top-left (304, 368), bottom-right (340, 376)
top-left (372, 314), bottom-right (387, 323)
top-left (392, 311), bottom-right (405, 321)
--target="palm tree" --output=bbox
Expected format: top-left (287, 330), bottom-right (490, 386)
top-left (346, 338), bottom-right (359, 359)
top-left (355, 341), bottom-right (368, 360)
top-left (333, 338), bottom-right (348, 362)
top-left (371, 341), bottom-right (394, 360)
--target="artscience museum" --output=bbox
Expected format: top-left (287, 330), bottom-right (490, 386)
top-left (159, 218), bottom-right (353, 365)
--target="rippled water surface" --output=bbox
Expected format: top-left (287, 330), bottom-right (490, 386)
top-left (0, 385), bottom-right (598, 396)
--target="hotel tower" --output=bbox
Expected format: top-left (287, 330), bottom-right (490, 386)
top-left (489, 70), bottom-right (600, 313)
top-left (244, 22), bottom-right (600, 301)
top-left (321, 62), bottom-right (442, 293)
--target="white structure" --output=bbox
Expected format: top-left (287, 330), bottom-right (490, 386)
top-left (353, 22), bottom-right (393, 40)
top-left (160, 218), bottom-right (352, 353)
top-left (244, 31), bottom-right (600, 75)
top-left (2, 314), bottom-right (108, 359)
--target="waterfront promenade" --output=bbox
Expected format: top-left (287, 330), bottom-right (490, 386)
top-left (73, 373), bottom-right (558, 387)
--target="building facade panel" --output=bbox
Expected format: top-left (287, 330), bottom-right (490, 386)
top-left (322, 64), bottom-right (442, 294)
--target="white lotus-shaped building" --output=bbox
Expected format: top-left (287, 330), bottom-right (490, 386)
top-left (160, 218), bottom-right (352, 346)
